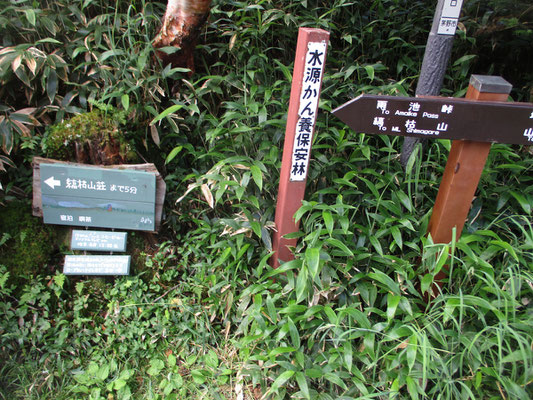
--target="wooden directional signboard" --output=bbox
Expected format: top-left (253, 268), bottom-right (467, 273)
top-left (333, 94), bottom-right (533, 145)
top-left (40, 163), bottom-right (156, 231)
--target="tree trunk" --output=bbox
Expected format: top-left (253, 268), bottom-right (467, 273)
top-left (153, 0), bottom-right (212, 72)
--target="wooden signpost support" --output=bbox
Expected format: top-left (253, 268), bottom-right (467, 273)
top-left (426, 75), bottom-right (511, 288)
top-left (333, 74), bottom-right (532, 289)
top-left (271, 28), bottom-right (329, 268)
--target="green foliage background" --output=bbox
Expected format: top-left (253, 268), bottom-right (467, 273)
top-left (0, 0), bottom-right (532, 399)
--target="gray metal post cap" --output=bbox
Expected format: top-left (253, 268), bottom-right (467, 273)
top-left (469, 75), bottom-right (512, 94)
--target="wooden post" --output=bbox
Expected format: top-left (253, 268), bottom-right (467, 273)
top-left (427, 75), bottom-right (512, 284)
top-left (271, 28), bottom-right (329, 268)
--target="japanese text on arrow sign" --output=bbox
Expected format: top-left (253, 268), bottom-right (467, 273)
top-left (332, 94), bottom-right (533, 145)
top-left (40, 163), bottom-right (156, 231)
top-left (290, 41), bottom-right (327, 181)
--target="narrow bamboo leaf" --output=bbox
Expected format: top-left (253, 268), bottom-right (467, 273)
top-left (420, 273), bottom-right (433, 295)
top-left (46, 69), bottom-right (58, 103)
top-left (405, 376), bottom-right (419, 400)
top-left (295, 266), bottom-right (308, 303)
top-left (326, 237), bottom-right (353, 256)
top-left (369, 236), bottom-right (383, 256)
top-left (305, 247), bottom-right (320, 279)
top-left (391, 226), bottom-right (402, 249)
top-left (322, 210), bottom-right (333, 235)
top-left (250, 165), bottom-right (263, 191)
top-left (121, 94), bottom-right (129, 111)
top-left (100, 49), bottom-right (125, 61)
top-left (387, 294), bottom-right (401, 322)
top-left (368, 270), bottom-right (400, 294)
top-left (294, 372), bottom-right (310, 400)
top-left (165, 146), bottom-right (183, 164)
top-left (270, 370), bottom-right (295, 392)
top-left (150, 104), bottom-right (184, 125)
top-left (24, 9), bottom-right (36, 26)
top-left (287, 317), bottom-right (300, 349)
top-left (406, 334), bottom-right (417, 372)
top-left (324, 372), bottom-right (347, 390)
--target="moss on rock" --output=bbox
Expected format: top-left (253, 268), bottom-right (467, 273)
top-left (0, 201), bottom-right (63, 277)
top-left (43, 109), bottom-right (136, 165)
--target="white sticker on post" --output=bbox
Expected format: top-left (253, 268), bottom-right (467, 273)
top-left (289, 41), bottom-right (327, 181)
top-left (437, 0), bottom-right (464, 36)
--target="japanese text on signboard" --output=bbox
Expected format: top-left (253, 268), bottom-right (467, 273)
top-left (289, 41), bottom-right (327, 181)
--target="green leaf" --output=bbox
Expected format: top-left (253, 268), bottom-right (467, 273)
top-left (386, 294), bottom-right (401, 322)
top-left (364, 65), bottom-right (375, 81)
top-left (295, 372), bottom-right (310, 399)
top-left (510, 191), bottom-right (530, 214)
top-left (326, 237), bottom-right (353, 256)
top-left (100, 49), bottom-right (125, 62)
top-left (287, 317), bottom-right (300, 349)
top-left (46, 69), bottom-right (58, 103)
top-left (165, 146), bottom-right (183, 164)
top-left (405, 376), bottom-right (419, 400)
top-left (121, 94), bottom-right (129, 111)
top-left (322, 211), bottom-right (333, 235)
top-left (324, 372), bottom-right (347, 390)
top-left (250, 165), bottom-right (263, 191)
top-left (368, 270), bottom-right (400, 294)
top-left (270, 370), bottom-right (295, 392)
top-left (305, 247), bottom-right (320, 279)
top-left (420, 273), bottom-right (433, 294)
top-left (369, 236), bottom-right (383, 257)
top-left (295, 265), bottom-right (308, 303)
top-left (150, 104), bottom-right (184, 125)
top-left (391, 226), bottom-right (402, 249)
top-left (406, 334), bottom-right (417, 372)
top-left (24, 9), bottom-right (36, 26)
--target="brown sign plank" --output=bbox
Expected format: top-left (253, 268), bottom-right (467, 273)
top-left (332, 94), bottom-right (533, 145)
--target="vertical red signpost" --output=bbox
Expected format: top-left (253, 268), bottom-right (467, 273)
top-left (271, 28), bottom-right (330, 268)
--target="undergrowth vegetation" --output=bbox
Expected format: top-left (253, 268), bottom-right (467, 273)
top-left (0, 0), bottom-right (532, 399)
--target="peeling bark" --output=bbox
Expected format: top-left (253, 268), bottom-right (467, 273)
top-left (153, 0), bottom-right (212, 72)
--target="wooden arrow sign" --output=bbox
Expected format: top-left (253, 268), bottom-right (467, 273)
top-left (332, 94), bottom-right (533, 145)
